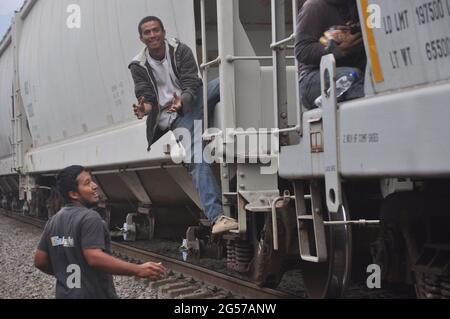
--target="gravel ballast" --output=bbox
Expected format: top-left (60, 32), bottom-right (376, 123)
top-left (0, 213), bottom-right (416, 299)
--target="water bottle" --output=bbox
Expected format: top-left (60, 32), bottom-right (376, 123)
top-left (314, 71), bottom-right (358, 107)
top-left (180, 239), bottom-right (189, 261)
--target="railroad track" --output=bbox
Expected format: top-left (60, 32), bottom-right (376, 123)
top-left (0, 209), bottom-right (298, 299)
top-left (0, 209), bottom-right (46, 228)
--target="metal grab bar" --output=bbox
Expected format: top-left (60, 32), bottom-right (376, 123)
top-left (200, 56), bottom-right (221, 70)
top-left (271, 193), bottom-right (296, 250)
top-left (271, 197), bottom-right (284, 251)
top-left (200, 0), bottom-right (208, 134)
top-left (270, 33), bottom-right (295, 50)
top-left (200, 55), bottom-right (221, 133)
top-left (324, 220), bottom-right (380, 226)
top-left (226, 55), bottom-right (295, 62)
top-left (277, 125), bottom-right (301, 134)
top-left (292, 0), bottom-right (303, 131)
top-left (270, 0), bottom-right (302, 144)
top-left (230, 126), bottom-right (301, 136)
top-left (200, 0), bottom-right (222, 132)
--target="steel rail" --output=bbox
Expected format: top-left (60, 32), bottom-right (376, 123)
top-left (111, 241), bottom-right (296, 299)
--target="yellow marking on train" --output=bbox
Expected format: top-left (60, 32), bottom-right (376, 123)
top-left (361, 0), bottom-right (384, 83)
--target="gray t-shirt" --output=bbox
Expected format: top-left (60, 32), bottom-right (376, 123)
top-left (38, 204), bottom-right (117, 299)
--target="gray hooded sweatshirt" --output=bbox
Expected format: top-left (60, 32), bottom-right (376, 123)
top-left (295, 0), bottom-right (366, 81)
top-left (128, 38), bottom-right (202, 151)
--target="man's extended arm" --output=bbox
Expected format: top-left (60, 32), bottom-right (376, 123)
top-left (83, 249), bottom-right (167, 279)
top-left (129, 64), bottom-right (158, 109)
top-left (80, 212), bottom-right (166, 279)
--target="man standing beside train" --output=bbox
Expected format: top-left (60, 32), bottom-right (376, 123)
top-left (128, 16), bottom-right (238, 234)
top-left (34, 165), bottom-right (167, 299)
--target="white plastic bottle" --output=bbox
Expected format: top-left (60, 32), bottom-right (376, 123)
top-left (314, 71), bottom-right (358, 107)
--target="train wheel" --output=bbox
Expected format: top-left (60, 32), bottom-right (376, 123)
top-left (301, 192), bottom-right (352, 298)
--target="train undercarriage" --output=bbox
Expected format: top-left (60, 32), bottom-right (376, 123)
top-left (2, 172), bottom-right (449, 299)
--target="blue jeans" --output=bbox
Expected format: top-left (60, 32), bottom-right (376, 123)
top-left (171, 78), bottom-right (222, 223)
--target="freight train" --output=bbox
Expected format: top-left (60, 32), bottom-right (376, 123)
top-left (1, 0), bottom-right (449, 298)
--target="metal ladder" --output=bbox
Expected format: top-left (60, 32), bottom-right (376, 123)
top-left (269, 0), bottom-right (313, 254)
top-left (269, 0), bottom-right (328, 260)
top-left (294, 181), bottom-right (328, 262)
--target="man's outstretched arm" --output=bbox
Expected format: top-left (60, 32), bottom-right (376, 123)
top-left (129, 64), bottom-right (158, 108)
top-left (83, 248), bottom-right (167, 280)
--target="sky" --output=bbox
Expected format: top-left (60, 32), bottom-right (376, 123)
top-left (0, 0), bottom-right (25, 39)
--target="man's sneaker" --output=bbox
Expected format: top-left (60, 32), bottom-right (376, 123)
top-left (211, 216), bottom-right (238, 234)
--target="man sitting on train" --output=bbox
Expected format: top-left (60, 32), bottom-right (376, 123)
top-left (295, 0), bottom-right (367, 109)
top-left (128, 16), bottom-right (238, 234)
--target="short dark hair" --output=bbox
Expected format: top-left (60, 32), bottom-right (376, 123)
top-left (138, 16), bottom-right (165, 37)
top-left (56, 165), bottom-right (86, 204)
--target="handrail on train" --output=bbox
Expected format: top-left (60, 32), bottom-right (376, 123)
top-left (271, 0), bottom-right (303, 142)
top-left (200, 0), bottom-right (213, 133)
top-left (198, 0), bottom-right (303, 143)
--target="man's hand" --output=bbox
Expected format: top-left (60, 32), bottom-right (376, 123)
top-left (337, 32), bottom-right (363, 56)
top-left (135, 262), bottom-right (167, 280)
top-left (84, 248), bottom-right (168, 279)
top-left (168, 92), bottom-right (183, 113)
top-left (133, 96), bottom-right (152, 120)
top-left (320, 22), bottom-right (363, 56)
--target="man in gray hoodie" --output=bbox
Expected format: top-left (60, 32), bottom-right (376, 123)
top-left (295, 0), bottom-right (367, 109)
top-left (128, 16), bottom-right (238, 234)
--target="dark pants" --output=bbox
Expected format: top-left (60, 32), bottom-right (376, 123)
top-left (299, 67), bottom-right (365, 109)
